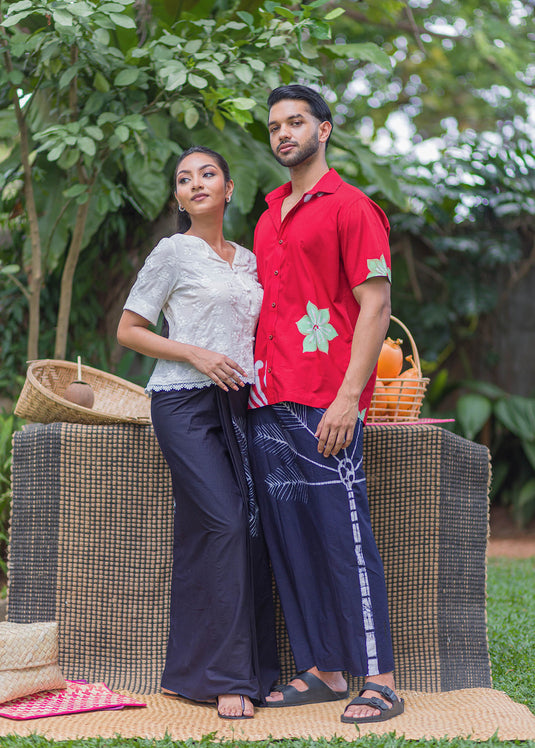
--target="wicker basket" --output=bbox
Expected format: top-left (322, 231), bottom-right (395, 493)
top-left (14, 359), bottom-right (151, 425)
top-left (368, 316), bottom-right (429, 423)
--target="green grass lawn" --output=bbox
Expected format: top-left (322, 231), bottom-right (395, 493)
top-left (1, 558), bottom-right (534, 748)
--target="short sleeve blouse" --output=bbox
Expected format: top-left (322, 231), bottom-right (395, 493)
top-left (123, 233), bottom-right (263, 392)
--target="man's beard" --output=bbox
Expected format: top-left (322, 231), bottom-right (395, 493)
top-left (273, 131), bottom-right (320, 167)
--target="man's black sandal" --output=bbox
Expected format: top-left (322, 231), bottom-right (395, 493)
top-left (341, 682), bottom-right (404, 724)
top-left (265, 671), bottom-right (349, 708)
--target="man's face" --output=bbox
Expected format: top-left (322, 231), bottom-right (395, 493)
top-left (268, 99), bottom-right (322, 167)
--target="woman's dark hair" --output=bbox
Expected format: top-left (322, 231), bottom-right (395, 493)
top-left (267, 84), bottom-right (333, 149)
top-left (174, 146), bottom-right (232, 233)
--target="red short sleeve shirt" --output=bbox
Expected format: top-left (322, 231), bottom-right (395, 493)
top-left (249, 168), bottom-right (391, 413)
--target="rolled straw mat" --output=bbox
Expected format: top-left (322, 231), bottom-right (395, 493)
top-left (0, 689), bottom-right (534, 741)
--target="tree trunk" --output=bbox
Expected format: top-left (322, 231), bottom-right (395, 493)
top-left (53, 191), bottom-right (93, 360)
top-left (2, 43), bottom-right (42, 361)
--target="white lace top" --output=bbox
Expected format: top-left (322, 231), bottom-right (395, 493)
top-left (123, 233), bottom-right (263, 393)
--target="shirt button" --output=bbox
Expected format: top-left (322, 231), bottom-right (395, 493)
top-left (278, 239), bottom-right (283, 244)
top-left (267, 368), bottom-right (272, 373)
top-left (268, 334), bottom-right (273, 340)
top-left (271, 302), bottom-right (276, 308)
top-left (274, 270), bottom-right (279, 275)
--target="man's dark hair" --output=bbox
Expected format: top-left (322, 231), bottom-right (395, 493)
top-left (267, 84), bottom-right (333, 148)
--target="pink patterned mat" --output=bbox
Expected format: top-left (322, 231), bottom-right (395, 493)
top-left (0, 681), bottom-right (146, 720)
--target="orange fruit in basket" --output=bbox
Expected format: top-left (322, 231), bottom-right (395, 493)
top-left (371, 378), bottom-right (389, 419)
top-left (386, 355), bottom-right (421, 418)
top-left (377, 337), bottom-right (403, 379)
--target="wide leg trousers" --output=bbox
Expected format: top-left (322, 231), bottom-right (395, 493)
top-left (248, 401), bottom-right (394, 678)
top-left (151, 386), bottom-right (279, 702)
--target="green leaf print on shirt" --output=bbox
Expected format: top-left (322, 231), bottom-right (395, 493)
top-left (358, 407), bottom-right (367, 423)
top-left (366, 254), bottom-right (391, 282)
top-left (296, 301), bottom-right (338, 353)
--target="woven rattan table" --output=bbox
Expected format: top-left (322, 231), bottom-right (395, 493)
top-left (8, 422), bottom-right (491, 695)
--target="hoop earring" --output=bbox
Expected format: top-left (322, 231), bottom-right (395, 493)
top-left (178, 205), bottom-right (185, 212)
top-left (226, 195), bottom-right (232, 204)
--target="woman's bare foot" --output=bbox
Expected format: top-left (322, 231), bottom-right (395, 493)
top-left (342, 672), bottom-right (398, 720)
top-left (266, 666), bottom-right (347, 703)
top-left (218, 694), bottom-right (254, 718)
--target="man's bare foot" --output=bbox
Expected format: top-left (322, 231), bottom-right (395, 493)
top-left (266, 666), bottom-right (347, 702)
top-left (161, 688), bottom-right (178, 695)
top-left (342, 672), bottom-right (398, 720)
top-left (217, 694), bottom-right (254, 718)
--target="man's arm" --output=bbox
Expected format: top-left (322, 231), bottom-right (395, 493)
top-left (314, 276), bottom-right (391, 457)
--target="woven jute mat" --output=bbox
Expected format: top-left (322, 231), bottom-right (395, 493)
top-left (0, 688), bottom-right (534, 741)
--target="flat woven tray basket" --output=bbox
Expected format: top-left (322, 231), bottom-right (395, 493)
top-left (368, 316), bottom-right (430, 423)
top-left (14, 359), bottom-right (151, 425)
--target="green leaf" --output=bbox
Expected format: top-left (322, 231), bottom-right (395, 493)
top-left (456, 394), bottom-right (492, 441)
top-left (63, 184), bottom-right (88, 198)
top-left (7, 70), bottom-right (24, 85)
top-left (269, 36), bottom-right (287, 48)
top-left (228, 97), bottom-right (256, 111)
top-left (2, 11), bottom-right (33, 27)
top-left (6, 0), bottom-right (33, 12)
top-left (197, 62), bottom-right (225, 81)
top-left (188, 73), bottom-right (208, 89)
top-left (69, 2), bottom-right (93, 17)
top-left (184, 108), bottom-right (199, 129)
top-left (114, 68), bottom-right (139, 86)
top-left (236, 11), bottom-right (253, 26)
top-left (212, 110), bottom-right (225, 131)
top-left (78, 137), bottom-right (96, 156)
top-left (114, 125), bottom-right (129, 142)
top-left (324, 7), bottom-right (345, 21)
top-left (59, 67), bottom-right (79, 90)
top-left (495, 397), bottom-right (535, 441)
top-left (234, 63), bottom-right (253, 84)
top-left (53, 9), bottom-right (74, 26)
top-left (522, 440), bottom-right (535, 474)
top-left (93, 72), bottom-right (110, 93)
top-left (273, 6), bottom-right (294, 20)
top-left (0, 264), bottom-right (20, 275)
top-left (48, 144), bottom-right (65, 162)
top-left (109, 12), bottom-right (136, 28)
top-left (85, 126), bottom-right (104, 141)
top-left (185, 39), bottom-right (203, 54)
top-left (324, 42), bottom-right (391, 70)
top-left (164, 70), bottom-right (187, 91)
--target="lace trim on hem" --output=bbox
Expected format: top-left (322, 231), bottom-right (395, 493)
top-left (147, 378), bottom-right (254, 394)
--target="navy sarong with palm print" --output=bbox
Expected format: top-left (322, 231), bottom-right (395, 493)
top-left (248, 401), bottom-right (394, 678)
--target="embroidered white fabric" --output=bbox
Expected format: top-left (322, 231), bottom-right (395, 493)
top-left (123, 233), bottom-right (263, 393)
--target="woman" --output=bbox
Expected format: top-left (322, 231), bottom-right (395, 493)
top-left (117, 146), bottom-right (279, 719)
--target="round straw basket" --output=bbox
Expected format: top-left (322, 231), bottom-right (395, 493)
top-left (368, 316), bottom-right (429, 423)
top-left (14, 359), bottom-right (151, 425)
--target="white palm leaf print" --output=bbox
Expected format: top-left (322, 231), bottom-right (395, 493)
top-left (253, 422), bottom-right (298, 461)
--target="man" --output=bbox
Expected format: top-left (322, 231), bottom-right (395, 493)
top-left (248, 84), bottom-right (404, 724)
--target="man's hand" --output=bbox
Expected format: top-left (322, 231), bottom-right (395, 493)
top-left (315, 392), bottom-right (361, 458)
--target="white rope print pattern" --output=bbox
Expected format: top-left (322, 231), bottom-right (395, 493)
top-left (253, 402), bottom-right (379, 676)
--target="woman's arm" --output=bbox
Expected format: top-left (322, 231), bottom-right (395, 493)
top-left (117, 309), bottom-right (246, 392)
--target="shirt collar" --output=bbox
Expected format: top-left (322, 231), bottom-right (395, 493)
top-left (265, 167), bottom-right (342, 206)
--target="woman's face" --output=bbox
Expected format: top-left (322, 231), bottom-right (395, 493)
top-left (175, 152), bottom-right (233, 220)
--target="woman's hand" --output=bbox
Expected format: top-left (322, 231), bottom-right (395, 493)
top-left (190, 348), bottom-right (246, 392)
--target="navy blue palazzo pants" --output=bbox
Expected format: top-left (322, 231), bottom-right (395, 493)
top-left (151, 385), bottom-right (279, 703)
top-left (248, 401), bottom-right (394, 678)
